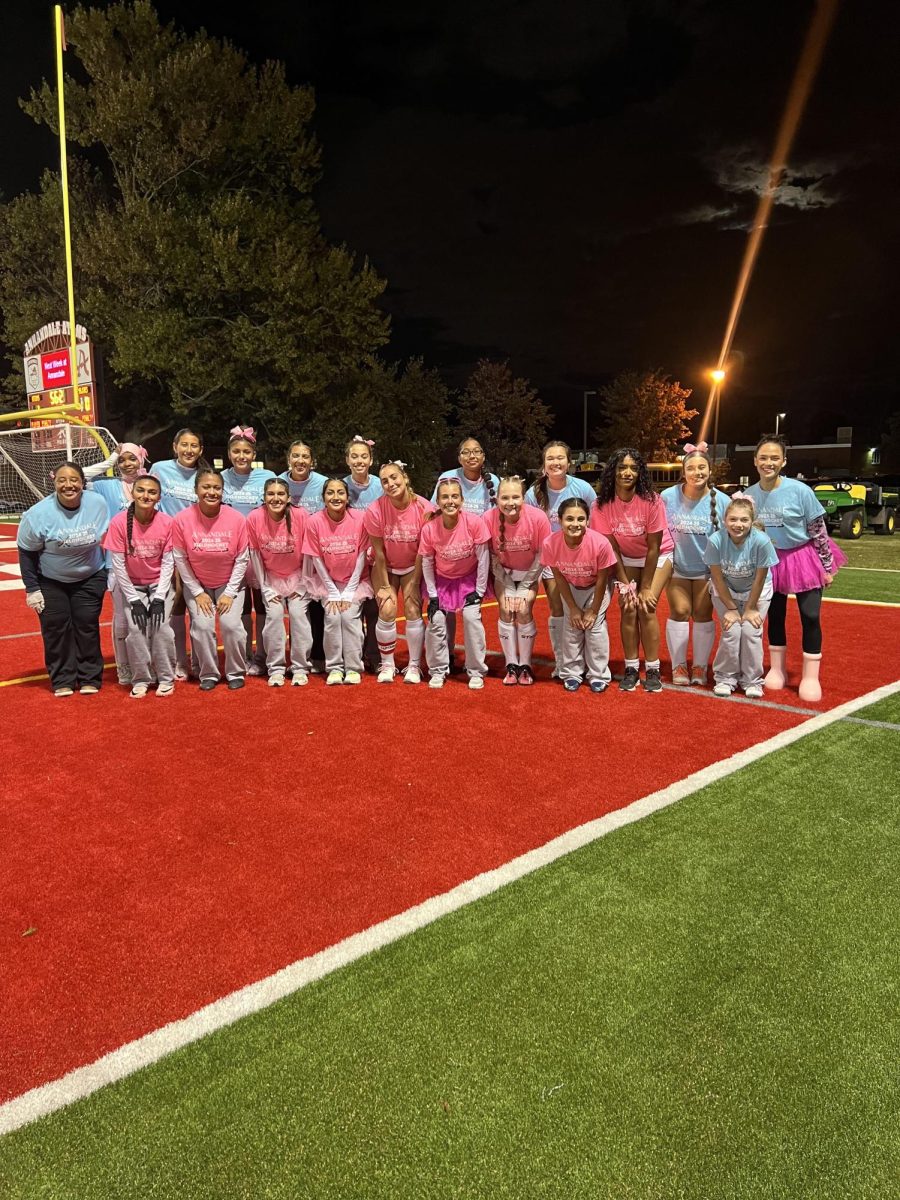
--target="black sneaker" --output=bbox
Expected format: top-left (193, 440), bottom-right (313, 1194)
top-left (619, 666), bottom-right (640, 692)
top-left (642, 667), bottom-right (662, 693)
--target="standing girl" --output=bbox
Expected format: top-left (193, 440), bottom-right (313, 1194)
top-left (280, 439), bottom-right (329, 671)
top-left (704, 496), bottom-right (779, 698)
top-left (343, 434), bottom-right (384, 673)
top-left (418, 478), bottom-right (491, 690)
top-left (482, 476), bottom-right (550, 685)
top-left (364, 461), bottom-right (433, 684)
top-left (592, 448), bottom-right (674, 693)
top-left (103, 475), bottom-right (177, 698)
top-left (303, 477), bottom-right (371, 685)
top-left (154, 427), bottom-right (205, 678)
top-left (660, 442), bottom-right (731, 686)
top-left (171, 469), bottom-right (249, 691)
top-left (17, 463), bottom-right (110, 696)
top-left (247, 478), bottom-right (311, 687)
top-left (525, 440), bottom-right (596, 677)
top-left (540, 498), bottom-right (618, 692)
top-left (745, 435), bottom-right (846, 701)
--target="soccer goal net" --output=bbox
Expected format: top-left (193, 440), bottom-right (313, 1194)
top-left (0, 423), bottom-right (116, 516)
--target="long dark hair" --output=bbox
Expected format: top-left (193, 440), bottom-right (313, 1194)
top-left (126, 474), bottom-right (162, 554)
top-left (457, 437), bottom-right (496, 508)
top-left (263, 477), bottom-right (292, 536)
top-left (681, 449), bottom-right (719, 532)
top-left (533, 440), bottom-right (572, 512)
top-left (596, 447), bottom-right (655, 508)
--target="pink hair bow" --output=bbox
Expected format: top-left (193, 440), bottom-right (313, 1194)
top-left (730, 490), bottom-right (755, 509)
top-left (351, 433), bottom-right (375, 447)
top-left (119, 441), bottom-right (148, 463)
top-left (615, 579), bottom-right (638, 596)
top-left (230, 425), bottom-right (256, 443)
top-left (684, 441), bottom-right (709, 455)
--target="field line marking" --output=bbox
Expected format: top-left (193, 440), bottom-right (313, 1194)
top-left (841, 716), bottom-right (900, 732)
top-left (840, 566), bottom-right (900, 573)
top-left (2, 677), bottom-right (898, 1137)
top-left (821, 596), bottom-right (899, 608)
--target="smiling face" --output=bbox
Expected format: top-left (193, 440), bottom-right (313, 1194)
top-left (288, 443), bottom-right (313, 480)
top-left (379, 464), bottom-right (410, 505)
top-left (264, 480), bottom-right (289, 517)
top-left (615, 454), bottom-right (639, 492)
top-left (118, 450), bottom-right (141, 477)
top-left (458, 439), bottom-right (485, 477)
top-left (497, 479), bottom-right (524, 520)
top-left (543, 444), bottom-right (570, 481)
top-left (437, 480), bottom-right (463, 518)
top-left (725, 502), bottom-right (754, 542)
top-left (560, 502), bottom-right (588, 543)
top-left (174, 433), bottom-right (203, 469)
top-left (323, 479), bottom-right (349, 518)
top-left (54, 466), bottom-right (84, 507)
top-left (754, 441), bottom-right (786, 484)
top-left (228, 439), bottom-right (255, 473)
top-left (195, 472), bottom-right (223, 513)
top-left (131, 477), bottom-right (161, 517)
top-left (346, 442), bottom-right (373, 480)
top-left (682, 453), bottom-right (710, 492)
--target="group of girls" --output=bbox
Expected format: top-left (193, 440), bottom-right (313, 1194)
top-left (17, 425), bottom-right (842, 702)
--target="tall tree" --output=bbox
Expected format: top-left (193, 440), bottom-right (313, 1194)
top-left (454, 359), bottom-right (553, 474)
top-left (0, 1), bottom-right (388, 443)
top-left (594, 369), bottom-right (698, 460)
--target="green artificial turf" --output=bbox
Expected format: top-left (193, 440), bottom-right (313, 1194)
top-left (839, 533), bottom-right (900, 572)
top-left (827, 569), bottom-right (898, 605)
top-left (2, 722), bottom-right (899, 1200)
top-left (852, 691), bottom-right (900, 725)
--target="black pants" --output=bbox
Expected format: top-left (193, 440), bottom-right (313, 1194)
top-left (309, 599), bottom-right (325, 662)
top-left (768, 588), bottom-right (823, 654)
top-left (39, 570), bottom-right (108, 689)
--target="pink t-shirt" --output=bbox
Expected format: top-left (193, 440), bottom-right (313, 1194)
top-left (482, 505), bottom-right (551, 572)
top-left (418, 511), bottom-right (490, 579)
top-left (540, 529), bottom-right (617, 588)
top-left (363, 493), bottom-right (435, 572)
top-left (171, 504), bottom-right (248, 588)
top-left (246, 506), bottom-right (307, 578)
top-left (303, 508), bottom-right (369, 585)
top-left (591, 493), bottom-right (674, 559)
top-left (103, 510), bottom-right (174, 586)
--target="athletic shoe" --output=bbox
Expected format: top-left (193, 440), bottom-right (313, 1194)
top-left (619, 667), bottom-right (640, 692)
top-left (291, 672), bottom-right (309, 687)
top-left (713, 682), bottom-right (734, 697)
top-left (377, 666), bottom-right (396, 684)
top-left (563, 678), bottom-right (581, 692)
top-left (517, 665), bottom-right (535, 686)
top-left (589, 680), bottom-right (608, 694)
top-left (344, 671), bottom-right (362, 685)
top-left (199, 679), bottom-right (218, 691)
top-left (53, 687), bottom-right (74, 698)
top-left (174, 663), bottom-right (190, 682)
top-left (129, 684), bottom-right (149, 699)
top-left (468, 675), bottom-right (485, 690)
top-left (79, 685), bottom-right (99, 695)
top-left (268, 673), bottom-right (285, 687)
top-left (227, 678), bottom-right (245, 690)
top-left (690, 665), bottom-right (708, 687)
top-left (156, 682), bottom-right (175, 697)
top-left (247, 662), bottom-right (265, 677)
top-left (672, 663), bottom-right (690, 686)
top-left (404, 666), bottom-right (422, 685)
top-left (428, 674), bottom-right (445, 689)
top-left (743, 684), bottom-right (764, 699)
top-left (502, 665), bottom-right (520, 686)
top-left (326, 669), bottom-right (344, 686)
top-left (642, 668), bottom-right (662, 694)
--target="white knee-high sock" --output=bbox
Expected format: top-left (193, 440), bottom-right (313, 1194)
top-left (549, 616), bottom-right (564, 673)
top-left (692, 620), bottom-right (716, 668)
top-left (375, 618), bottom-right (397, 669)
top-left (405, 619), bottom-right (425, 669)
top-left (665, 619), bottom-right (690, 667)
top-left (517, 620), bottom-right (537, 667)
top-left (498, 620), bottom-right (518, 665)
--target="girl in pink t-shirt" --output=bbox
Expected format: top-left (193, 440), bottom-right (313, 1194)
top-left (171, 468), bottom-right (250, 690)
top-left (591, 448), bottom-right (674, 694)
top-left (103, 474), bottom-right (177, 698)
top-left (541, 498), bottom-right (617, 692)
top-left (364, 461), bottom-right (434, 684)
top-left (302, 477), bottom-right (371, 685)
top-left (417, 478), bottom-right (491, 690)
top-left (482, 476), bottom-right (550, 686)
top-left (247, 478), bottom-right (311, 688)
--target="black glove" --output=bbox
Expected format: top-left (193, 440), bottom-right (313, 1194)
top-left (129, 599), bottom-right (148, 634)
top-left (463, 590), bottom-right (482, 607)
top-left (147, 598), bottom-right (166, 631)
top-left (427, 596), bottom-right (442, 621)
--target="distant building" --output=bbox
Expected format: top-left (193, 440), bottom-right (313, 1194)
top-left (728, 427), bottom-right (881, 482)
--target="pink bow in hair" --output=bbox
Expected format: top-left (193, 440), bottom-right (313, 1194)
top-left (683, 441), bottom-right (709, 455)
top-left (230, 425), bottom-right (256, 443)
top-left (730, 491), bottom-right (755, 509)
top-left (351, 433), bottom-right (375, 447)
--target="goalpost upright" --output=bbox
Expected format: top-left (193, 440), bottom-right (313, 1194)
top-left (54, 6), bottom-right (80, 407)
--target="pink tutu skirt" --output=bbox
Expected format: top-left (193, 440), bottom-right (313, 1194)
top-left (268, 570), bottom-right (306, 599)
top-left (771, 540), bottom-right (847, 594)
top-left (303, 565), bottom-right (373, 603)
top-left (430, 568), bottom-right (494, 611)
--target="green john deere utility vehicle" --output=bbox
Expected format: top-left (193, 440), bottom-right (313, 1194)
top-left (812, 477), bottom-right (898, 539)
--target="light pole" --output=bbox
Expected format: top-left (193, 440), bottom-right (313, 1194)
top-left (710, 369), bottom-right (726, 463)
top-left (775, 411), bottom-right (786, 436)
top-left (582, 390), bottom-right (597, 456)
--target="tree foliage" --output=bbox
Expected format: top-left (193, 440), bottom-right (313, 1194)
top-left (0, 1), bottom-right (388, 444)
top-left (454, 359), bottom-right (553, 474)
top-left (594, 369), bottom-right (698, 460)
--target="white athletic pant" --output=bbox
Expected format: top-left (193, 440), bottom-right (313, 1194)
top-left (110, 578), bottom-right (130, 680)
top-left (425, 605), bottom-right (487, 679)
top-left (323, 600), bottom-right (364, 673)
top-left (124, 588), bottom-right (177, 687)
top-left (560, 584), bottom-right (612, 684)
top-left (711, 585), bottom-right (772, 690)
top-left (184, 585), bottom-right (247, 683)
top-left (263, 594), bottom-right (313, 676)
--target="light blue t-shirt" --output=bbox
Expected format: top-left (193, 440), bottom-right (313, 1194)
top-left (525, 475), bottom-right (596, 533)
top-left (278, 470), bottom-right (328, 514)
top-left (704, 527), bottom-right (778, 593)
top-left (222, 466), bottom-right (276, 517)
top-left (744, 477), bottom-right (824, 550)
top-left (431, 468), bottom-right (499, 515)
top-left (344, 473), bottom-right (384, 511)
top-left (661, 485), bottom-right (732, 579)
top-left (154, 459), bottom-right (199, 516)
top-left (89, 475), bottom-right (131, 517)
top-left (17, 491), bottom-right (111, 583)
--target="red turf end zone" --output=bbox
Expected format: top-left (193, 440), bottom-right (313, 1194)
top-left (1, 528), bottom-right (898, 1103)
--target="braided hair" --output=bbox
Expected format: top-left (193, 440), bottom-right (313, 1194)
top-left (533, 440), bottom-right (573, 512)
top-left (681, 450), bottom-right (719, 532)
top-left (125, 474), bottom-right (162, 554)
top-left (596, 447), bottom-right (655, 508)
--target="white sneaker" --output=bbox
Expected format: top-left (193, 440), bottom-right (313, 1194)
top-left (404, 666), bottom-right (422, 685)
top-left (713, 682), bottom-right (734, 697)
top-left (247, 662), bottom-right (265, 677)
top-left (428, 674), bottom-right (445, 689)
top-left (344, 671), bottom-right (362, 685)
top-left (377, 666), bottom-right (396, 684)
top-left (129, 684), bottom-right (149, 699)
top-left (268, 673), bottom-right (285, 687)
top-left (468, 675), bottom-right (485, 690)
top-left (743, 684), bottom-right (764, 699)
top-left (291, 672), bottom-right (308, 687)
top-left (156, 682), bottom-right (175, 697)
top-left (326, 670), bottom-right (344, 686)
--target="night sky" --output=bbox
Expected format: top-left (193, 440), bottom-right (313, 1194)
top-left (3, 0), bottom-right (898, 447)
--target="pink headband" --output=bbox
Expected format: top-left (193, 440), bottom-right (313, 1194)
top-left (730, 491), bottom-right (755, 509)
top-left (350, 434), bottom-right (375, 447)
top-left (229, 425), bottom-right (256, 443)
top-left (683, 442), bottom-right (709, 455)
top-left (119, 442), bottom-right (148, 464)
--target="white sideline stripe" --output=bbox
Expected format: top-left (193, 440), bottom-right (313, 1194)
top-left (1, 678), bottom-right (898, 1137)
top-left (841, 566), bottom-right (900, 573)
top-left (0, 562), bottom-right (22, 575)
top-left (0, 579), bottom-right (23, 592)
top-left (822, 596), bottom-right (898, 608)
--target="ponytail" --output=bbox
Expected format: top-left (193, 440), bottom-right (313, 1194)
top-left (126, 502), bottom-right (136, 555)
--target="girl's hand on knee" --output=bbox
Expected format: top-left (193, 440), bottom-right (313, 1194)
top-left (196, 592), bottom-right (214, 617)
top-left (743, 608), bottom-right (763, 629)
top-left (638, 588), bottom-right (656, 613)
top-left (582, 607), bottom-right (597, 629)
top-left (326, 600), bottom-right (341, 616)
top-left (722, 608), bottom-right (740, 631)
top-left (216, 594), bottom-right (234, 615)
